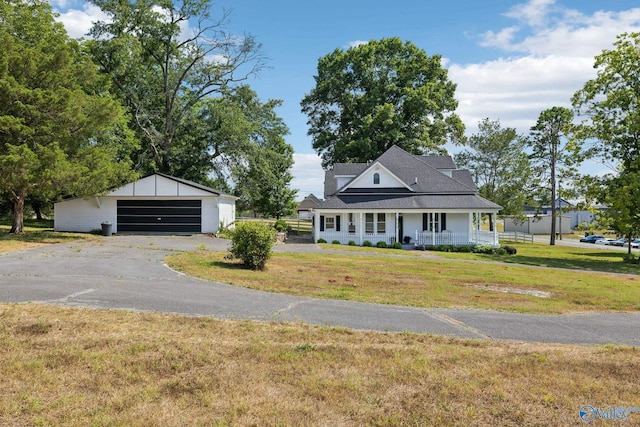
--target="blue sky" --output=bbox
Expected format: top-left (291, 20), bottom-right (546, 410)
top-left (52, 0), bottom-right (640, 199)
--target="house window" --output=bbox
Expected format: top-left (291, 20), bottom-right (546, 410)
top-left (348, 213), bottom-right (356, 233)
top-left (365, 213), bottom-right (374, 233)
top-left (377, 213), bottom-right (386, 233)
top-left (430, 213), bottom-right (440, 232)
top-left (373, 172), bottom-right (380, 185)
top-left (325, 217), bottom-right (335, 230)
top-left (423, 213), bottom-right (447, 232)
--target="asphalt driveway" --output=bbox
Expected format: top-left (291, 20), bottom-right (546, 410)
top-left (1, 235), bottom-right (639, 346)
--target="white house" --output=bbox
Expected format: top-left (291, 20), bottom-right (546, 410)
top-left (313, 145), bottom-right (502, 246)
top-left (54, 174), bottom-right (237, 234)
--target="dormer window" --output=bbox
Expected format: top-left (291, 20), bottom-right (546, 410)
top-left (373, 172), bottom-right (380, 185)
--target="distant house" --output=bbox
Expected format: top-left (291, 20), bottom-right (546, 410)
top-left (296, 194), bottom-right (321, 219)
top-left (55, 174), bottom-right (237, 234)
top-left (518, 198), bottom-right (606, 230)
top-left (312, 145), bottom-right (501, 246)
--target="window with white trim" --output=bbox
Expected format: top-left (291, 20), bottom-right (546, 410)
top-left (325, 217), bottom-right (335, 230)
top-left (365, 213), bottom-right (374, 233)
top-left (373, 172), bottom-right (380, 185)
top-left (377, 213), bottom-right (386, 233)
top-left (348, 213), bottom-right (356, 233)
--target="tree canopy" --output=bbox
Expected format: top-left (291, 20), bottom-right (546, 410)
top-left (0, 0), bottom-right (135, 233)
top-left (455, 119), bottom-right (532, 217)
top-left (528, 107), bottom-right (580, 245)
top-left (301, 37), bottom-right (465, 168)
top-left (572, 32), bottom-right (640, 172)
top-left (87, 0), bottom-right (265, 174)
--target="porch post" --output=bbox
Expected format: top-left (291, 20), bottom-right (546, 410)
top-left (475, 212), bottom-right (479, 243)
top-left (395, 212), bottom-right (399, 244)
top-left (359, 212), bottom-right (364, 245)
top-left (493, 213), bottom-right (498, 246)
top-left (313, 210), bottom-right (320, 243)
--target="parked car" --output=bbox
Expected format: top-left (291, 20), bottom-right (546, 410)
top-left (623, 239), bottom-right (640, 248)
top-left (595, 238), bottom-right (616, 245)
top-left (580, 235), bottom-right (605, 243)
top-left (610, 238), bottom-right (628, 247)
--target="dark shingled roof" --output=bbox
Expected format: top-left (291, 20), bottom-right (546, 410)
top-left (318, 194), bottom-right (501, 210)
top-left (317, 145), bottom-right (500, 211)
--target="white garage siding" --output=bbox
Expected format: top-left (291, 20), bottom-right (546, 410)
top-left (54, 197), bottom-right (117, 233)
top-left (54, 174), bottom-right (237, 234)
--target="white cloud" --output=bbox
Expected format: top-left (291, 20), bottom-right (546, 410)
top-left (291, 153), bottom-right (325, 201)
top-left (348, 40), bottom-right (369, 48)
top-left (452, 1), bottom-right (640, 137)
top-left (54, 3), bottom-right (109, 39)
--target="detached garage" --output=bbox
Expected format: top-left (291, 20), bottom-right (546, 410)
top-left (54, 174), bottom-right (237, 234)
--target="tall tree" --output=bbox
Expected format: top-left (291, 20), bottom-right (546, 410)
top-left (455, 118), bottom-right (532, 218)
top-left (87, 0), bottom-right (265, 174)
top-left (0, 0), bottom-right (135, 233)
top-left (591, 169), bottom-right (640, 254)
top-left (300, 37), bottom-right (465, 168)
top-left (572, 32), bottom-right (640, 250)
top-left (528, 107), bottom-right (580, 245)
top-left (572, 32), bottom-right (640, 172)
top-left (235, 138), bottom-right (297, 219)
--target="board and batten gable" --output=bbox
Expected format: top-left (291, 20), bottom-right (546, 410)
top-left (54, 174), bottom-right (236, 234)
top-left (342, 162), bottom-right (411, 190)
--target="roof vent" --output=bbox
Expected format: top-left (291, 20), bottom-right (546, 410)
top-left (414, 177), bottom-right (418, 185)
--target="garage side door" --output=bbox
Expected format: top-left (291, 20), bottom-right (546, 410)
top-left (117, 200), bottom-right (201, 233)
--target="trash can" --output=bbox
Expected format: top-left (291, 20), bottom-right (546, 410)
top-left (101, 221), bottom-right (112, 236)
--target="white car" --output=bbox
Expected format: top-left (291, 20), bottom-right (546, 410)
top-left (595, 238), bottom-right (616, 245)
top-left (623, 239), bottom-right (640, 248)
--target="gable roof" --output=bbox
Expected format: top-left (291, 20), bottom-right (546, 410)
top-left (297, 194), bottom-right (322, 211)
top-left (324, 145), bottom-right (477, 198)
top-left (317, 145), bottom-right (501, 211)
top-left (107, 173), bottom-right (237, 199)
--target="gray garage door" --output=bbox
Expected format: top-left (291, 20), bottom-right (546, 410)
top-left (117, 200), bottom-right (202, 233)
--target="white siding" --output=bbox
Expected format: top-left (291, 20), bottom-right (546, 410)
top-left (347, 164), bottom-right (407, 189)
top-left (109, 175), bottom-right (212, 197)
top-left (55, 174), bottom-right (237, 234)
top-left (218, 198), bottom-right (236, 229)
top-left (201, 198), bottom-right (218, 233)
top-left (54, 197), bottom-right (117, 233)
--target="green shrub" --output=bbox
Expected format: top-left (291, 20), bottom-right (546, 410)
top-left (622, 253), bottom-right (640, 264)
top-left (348, 240), bottom-right (356, 246)
top-left (317, 238), bottom-right (327, 243)
top-left (228, 221), bottom-right (275, 270)
top-left (458, 245), bottom-right (472, 253)
top-left (493, 247), bottom-right (507, 255)
top-left (273, 219), bottom-right (288, 232)
top-left (392, 241), bottom-right (402, 249)
top-left (362, 240), bottom-right (372, 247)
top-left (376, 241), bottom-right (387, 248)
top-left (472, 245), bottom-right (494, 254)
top-left (503, 246), bottom-right (517, 255)
top-left (425, 244), bottom-right (436, 251)
top-left (331, 240), bottom-right (341, 245)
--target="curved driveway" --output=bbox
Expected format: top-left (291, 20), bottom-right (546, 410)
top-left (1, 235), bottom-right (639, 346)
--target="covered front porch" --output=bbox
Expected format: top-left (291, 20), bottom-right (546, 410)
top-left (313, 210), bottom-right (500, 247)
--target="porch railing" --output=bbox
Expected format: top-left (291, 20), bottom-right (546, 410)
top-left (414, 230), bottom-right (498, 247)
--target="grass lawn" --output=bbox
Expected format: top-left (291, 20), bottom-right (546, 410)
top-left (438, 240), bottom-right (640, 275)
top-left (1, 303), bottom-right (638, 426)
top-left (0, 219), bottom-right (96, 253)
top-left (167, 243), bottom-right (640, 314)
